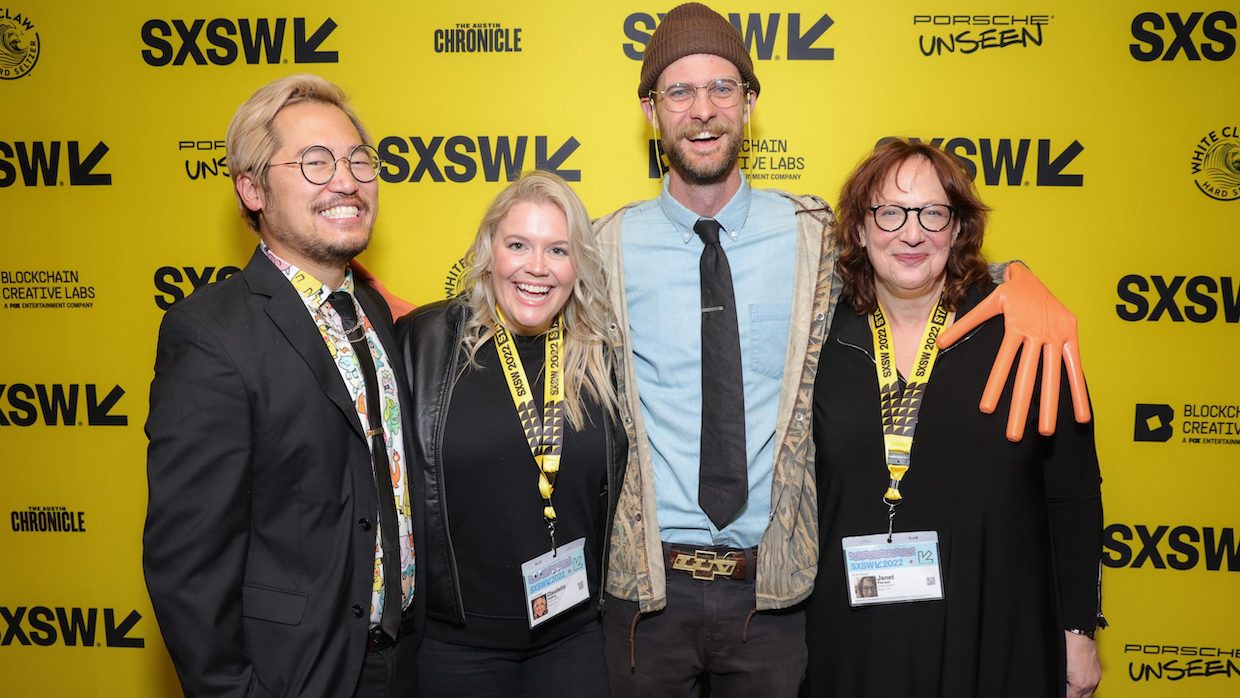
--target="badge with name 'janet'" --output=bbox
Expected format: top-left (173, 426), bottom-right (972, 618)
top-left (842, 531), bottom-right (943, 607)
top-left (521, 536), bottom-right (589, 628)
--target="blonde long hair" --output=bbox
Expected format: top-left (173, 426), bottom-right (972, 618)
top-left (458, 171), bottom-right (617, 429)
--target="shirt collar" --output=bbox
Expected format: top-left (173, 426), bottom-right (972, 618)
top-left (657, 171), bottom-right (753, 244)
top-left (260, 242), bottom-right (355, 312)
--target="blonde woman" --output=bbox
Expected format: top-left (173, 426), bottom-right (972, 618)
top-left (396, 171), bottom-right (622, 696)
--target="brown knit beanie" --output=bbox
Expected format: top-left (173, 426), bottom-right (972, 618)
top-left (638, 3), bottom-right (760, 98)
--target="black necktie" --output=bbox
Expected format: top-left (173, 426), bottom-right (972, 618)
top-left (327, 291), bottom-right (403, 640)
top-left (694, 219), bottom-right (747, 529)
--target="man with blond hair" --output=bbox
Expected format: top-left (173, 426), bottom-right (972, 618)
top-left (144, 74), bottom-right (421, 697)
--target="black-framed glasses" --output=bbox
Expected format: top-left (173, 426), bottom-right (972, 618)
top-left (267, 144), bottom-right (380, 185)
top-left (648, 78), bottom-right (749, 113)
top-left (868, 204), bottom-right (955, 232)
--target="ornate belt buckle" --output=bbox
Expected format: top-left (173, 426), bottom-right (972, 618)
top-left (673, 550), bottom-right (737, 580)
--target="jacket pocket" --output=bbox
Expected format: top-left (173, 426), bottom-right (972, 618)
top-left (241, 583), bottom-right (308, 625)
top-left (748, 303), bottom-right (792, 379)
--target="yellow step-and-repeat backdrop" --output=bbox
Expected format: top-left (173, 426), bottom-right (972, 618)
top-left (2, 1), bottom-right (1237, 694)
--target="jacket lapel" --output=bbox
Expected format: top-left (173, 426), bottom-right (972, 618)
top-left (241, 248), bottom-right (367, 441)
top-left (356, 284), bottom-right (397, 362)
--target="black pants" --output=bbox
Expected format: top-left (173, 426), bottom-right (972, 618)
top-left (352, 632), bottom-right (419, 698)
top-left (416, 618), bottom-right (609, 697)
top-left (602, 554), bottom-right (807, 698)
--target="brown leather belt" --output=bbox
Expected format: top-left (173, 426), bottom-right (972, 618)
top-left (666, 546), bottom-right (756, 581)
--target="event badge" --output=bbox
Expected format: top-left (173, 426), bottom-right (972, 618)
top-left (521, 536), bottom-right (589, 628)
top-left (841, 531), bottom-right (943, 607)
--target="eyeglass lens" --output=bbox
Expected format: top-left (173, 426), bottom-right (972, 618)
top-left (872, 205), bottom-right (953, 232)
top-left (299, 145), bottom-right (380, 185)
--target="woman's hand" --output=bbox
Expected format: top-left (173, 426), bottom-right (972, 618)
top-left (1065, 631), bottom-right (1101, 698)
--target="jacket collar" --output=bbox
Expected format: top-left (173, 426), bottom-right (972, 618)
top-left (239, 247), bottom-right (368, 441)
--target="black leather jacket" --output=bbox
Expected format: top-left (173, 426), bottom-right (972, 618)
top-left (395, 299), bottom-right (627, 625)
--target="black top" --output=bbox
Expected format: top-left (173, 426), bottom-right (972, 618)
top-left (804, 284), bottom-right (1103, 698)
top-left (427, 331), bottom-right (608, 649)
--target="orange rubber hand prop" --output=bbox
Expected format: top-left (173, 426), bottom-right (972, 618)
top-left (936, 263), bottom-right (1091, 441)
top-left (349, 260), bottom-right (416, 320)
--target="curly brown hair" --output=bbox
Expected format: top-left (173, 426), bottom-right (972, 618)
top-left (835, 138), bottom-right (992, 314)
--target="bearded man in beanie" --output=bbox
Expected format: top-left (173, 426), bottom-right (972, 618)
top-left (592, 3), bottom-right (1093, 694)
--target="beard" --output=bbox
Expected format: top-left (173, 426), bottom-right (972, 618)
top-left (660, 119), bottom-right (744, 185)
top-left (261, 189), bottom-right (374, 269)
top-left (300, 233), bottom-right (370, 268)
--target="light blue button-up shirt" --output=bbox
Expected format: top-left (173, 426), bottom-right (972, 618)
top-left (621, 173), bottom-right (797, 548)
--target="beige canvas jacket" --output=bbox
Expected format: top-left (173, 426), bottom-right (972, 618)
top-left (596, 191), bottom-right (840, 613)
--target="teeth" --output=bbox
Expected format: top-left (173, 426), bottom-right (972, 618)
top-left (516, 282), bottom-right (551, 297)
top-left (691, 131), bottom-right (717, 141)
top-left (320, 205), bottom-right (359, 219)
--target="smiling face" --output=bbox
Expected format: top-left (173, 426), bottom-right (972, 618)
top-left (857, 577), bottom-right (877, 597)
top-left (489, 200), bottom-right (577, 336)
top-left (644, 53), bottom-right (749, 186)
top-left (237, 101), bottom-right (377, 285)
top-left (862, 156), bottom-right (957, 307)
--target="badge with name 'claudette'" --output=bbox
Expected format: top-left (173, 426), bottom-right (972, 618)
top-left (842, 531), bottom-right (944, 607)
top-left (521, 537), bottom-right (589, 628)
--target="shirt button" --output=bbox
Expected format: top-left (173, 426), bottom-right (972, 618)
top-left (816, 312), bottom-right (826, 322)
top-left (358, 518), bottom-right (371, 531)
top-left (351, 604), bottom-right (365, 618)
top-left (795, 412), bottom-right (805, 422)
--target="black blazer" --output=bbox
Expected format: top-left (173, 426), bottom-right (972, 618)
top-left (143, 248), bottom-right (425, 697)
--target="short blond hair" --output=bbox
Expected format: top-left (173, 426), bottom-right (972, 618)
top-left (225, 74), bottom-right (371, 231)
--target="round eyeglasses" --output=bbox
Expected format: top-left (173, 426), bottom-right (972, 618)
top-left (868, 204), bottom-right (955, 233)
top-left (648, 78), bottom-right (749, 113)
top-left (267, 144), bottom-right (381, 185)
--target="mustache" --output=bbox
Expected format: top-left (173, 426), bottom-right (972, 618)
top-left (671, 120), bottom-right (729, 140)
top-left (314, 195), bottom-right (368, 213)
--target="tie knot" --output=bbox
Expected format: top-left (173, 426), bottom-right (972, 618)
top-left (694, 219), bottom-right (723, 245)
top-left (327, 291), bottom-right (362, 337)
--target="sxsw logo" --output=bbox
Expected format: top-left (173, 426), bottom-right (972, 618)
top-left (623, 12), bottom-right (834, 61)
top-left (1104, 524), bottom-right (1239, 572)
top-left (1, 607), bottom-right (143, 648)
top-left (0, 141), bottom-right (111, 187)
top-left (153, 265), bottom-right (241, 310)
top-left (1134, 403), bottom-right (1174, 442)
top-left (0, 384), bottom-right (127, 427)
top-left (1130, 11), bottom-right (1237, 61)
top-left (140, 17), bottom-right (338, 66)
top-left (377, 135), bottom-right (580, 183)
top-left (879, 136), bottom-right (1083, 186)
top-left (1115, 275), bottom-right (1240, 323)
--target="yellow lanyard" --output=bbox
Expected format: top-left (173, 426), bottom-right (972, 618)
top-left (494, 312), bottom-right (565, 548)
top-left (869, 299), bottom-right (952, 534)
